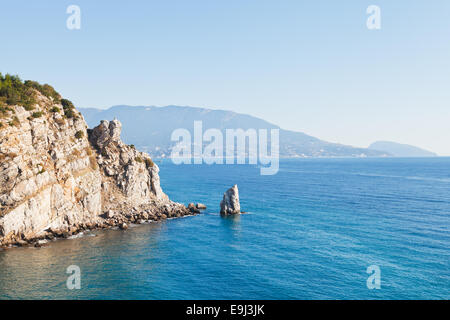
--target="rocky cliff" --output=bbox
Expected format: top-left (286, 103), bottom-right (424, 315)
top-left (0, 81), bottom-right (191, 247)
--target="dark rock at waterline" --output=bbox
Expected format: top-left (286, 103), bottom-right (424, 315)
top-left (105, 210), bottom-right (115, 219)
top-left (17, 240), bottom-right (28, 247)
top-left (1, 201), bottom-right (198, 248)
top-left (196, 203), bottom-right (207, 210)
top-left (119, 223), bottom-right (128, 230)
top-left (188, 203), bottom-right (201, 213)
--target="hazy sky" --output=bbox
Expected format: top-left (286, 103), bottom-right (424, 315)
top-left (1, 1), bottom-right (449, 155)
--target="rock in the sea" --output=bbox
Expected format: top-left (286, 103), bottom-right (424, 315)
top-left (220, 185), bottom-right (241, 215)
top-left (188, 203), bottom-right (200, 213)
top-left (196, 203), bottom-right (207, 210)
top-left (119, 222), bottom-right (128, 230)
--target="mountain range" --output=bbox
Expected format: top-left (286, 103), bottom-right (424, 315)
top-left (369, 141), bottom-right (437, 157)
top-left (80, 105), bottom-right (389, 159)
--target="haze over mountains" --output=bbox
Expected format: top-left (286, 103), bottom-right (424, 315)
top-left (369, 141), bottom-right (438, 158)
top-left (80, 105), bottom-right (389, 159)
top-left (79, 105), bottom-right (389, 157)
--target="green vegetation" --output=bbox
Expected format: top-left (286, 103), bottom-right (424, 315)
top-left (0, 73), bottom-right (62, 112)
top-left (0, 105), bottom-right (13, 113)
top-left (31, 111), bottom-right (43, 118)
top-left (37, 164), bottom-right (46, 175)
top-left (75, 130), bottom-right (84, 139)
top-left (61, 98), bottom-right (78, 119)
top-left (0, 105), bottom-right (14, 119)
top-left (134, 156), bottom-right (154, 167)
top-left (0, 73), bottom-right (34, 108)
top-left (0, 73), bottom-right (81, 125)
top-left (61, 98), bottom-right (74, 109)
top-left (144, 158), bottom-right (154, 168)
top-left (24, 81), bottom-right (60, 102)
top-left (8, 116), bottom-right (20, 127)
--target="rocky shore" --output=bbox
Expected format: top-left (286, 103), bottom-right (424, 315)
top-left (9, 200), bottom-right (194, 248)
top-left (0, 81), bottom-right (198, 248)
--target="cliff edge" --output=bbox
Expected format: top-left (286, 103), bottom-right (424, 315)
top-left (0, 76), bottom-right (190, 247)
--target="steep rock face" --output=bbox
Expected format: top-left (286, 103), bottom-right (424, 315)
top-left (88, 119), bottom-right (188, 218)
top-left (0, 93), bottom-right (102, 244)
top-left (0, 90), bottom-right (190, 247)
top-left (220, 185), bottom-right (241, 215)
top-left (89, 119), bottom-right (167, 205)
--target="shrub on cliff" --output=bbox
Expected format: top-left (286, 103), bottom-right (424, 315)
top-left (75, 130), bottom-right (84, 139)
top-left (0, 105), bottom-right (14, 118)
top-left (0, 73), bottom-right (61, 108)
top-left (23, 99), bottom-right (36, 111)
top-left (61, 98), bottom-right (78, 119)
top-left (0, 74), bottom-right (31, 106)
top-left (8, 116), bottom-right (20, 127)
top-left (31, 111), bottom-right (43, 118)
top-left (61, 98), bottom-right (75, 109)
top-left (24, 80), bottom-right (61, 102)
top-left (145, 158), bottom-right (154, 168)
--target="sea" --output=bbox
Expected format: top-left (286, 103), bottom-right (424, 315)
top-left (0, 158), bottom-right (449, 299)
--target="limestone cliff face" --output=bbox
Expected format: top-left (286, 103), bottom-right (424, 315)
top-left (0, 91), bottom-right (189, 247)
top-left (88, 119), bottom-right (188, 220)
top-left (88, 119), bottom-right (167, 206)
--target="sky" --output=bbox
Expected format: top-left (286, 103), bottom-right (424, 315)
top-left (1, 1), bottom-right (449, 155)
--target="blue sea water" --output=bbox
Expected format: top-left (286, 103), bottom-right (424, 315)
top-left (0, 158), bottom-right (449, 299)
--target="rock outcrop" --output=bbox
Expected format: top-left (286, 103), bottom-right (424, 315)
top-left (187, 203), bottom-right (200, 214)
top-left (0, 87), bottom-right (192, 247)
top-left (196, 203), bottom-right (207, 210)
top-left (220, 185), bottom-right (241, 215)
top-left (89, 119), bottom-right (167, 205)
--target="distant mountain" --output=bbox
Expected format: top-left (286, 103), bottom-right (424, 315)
top-left (79, 105), bottom-right (389, 158)
top-left (369, 141), bottom-right (437, 157)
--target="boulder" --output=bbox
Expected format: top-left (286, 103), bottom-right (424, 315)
top-left (106, 210), bottom-right (115, 219)
top-left (220, 185), bottom-right (241, 215)
top-left (188, 203), bottom-right (200, 213)
top-left (196, 203), bottom-right (207, 210)
top-left (119, 222), bottom-right (128, 230)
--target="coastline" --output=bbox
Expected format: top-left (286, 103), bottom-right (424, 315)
top-left (0, 202), bottom-right (198, 249)
top-left (0, 84), bottom-right (200, 248)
